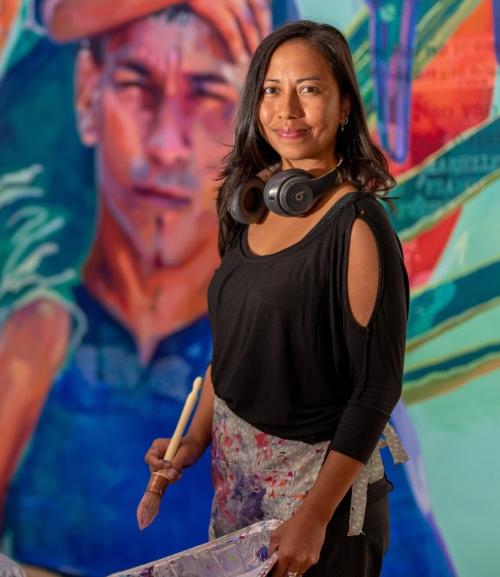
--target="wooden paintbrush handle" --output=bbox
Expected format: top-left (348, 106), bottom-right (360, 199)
top-left (137, 377), bottom-right (204, 529)
top-left (163, 376), bottom-right (203, 462)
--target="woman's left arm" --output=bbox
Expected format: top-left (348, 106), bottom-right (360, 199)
top-left (270, 212), bottom-right (409, 577)
top-left (269, 450), bottom-right (365, 577)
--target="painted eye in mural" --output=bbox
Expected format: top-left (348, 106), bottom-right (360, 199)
top-left (111, 62), bottom-right (159, 104)
top-left (114, 78), bottom-right (154, 91)
top-left (112, 71), bottom-right (150, 90)
top-left (190, 74), bottom-right (238, 104)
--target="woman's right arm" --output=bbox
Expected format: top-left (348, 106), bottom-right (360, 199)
top-left (144, 364), bottom-right (214, 482)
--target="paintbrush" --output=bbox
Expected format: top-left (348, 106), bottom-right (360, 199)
top-left (137, 376), bottom-right (203, 530)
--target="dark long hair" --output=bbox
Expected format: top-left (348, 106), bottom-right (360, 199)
top-left (217, 20), bottom-right (396, 256)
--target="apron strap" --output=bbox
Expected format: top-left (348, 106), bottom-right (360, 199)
top-left (347, 422), bottom-right (409, 536)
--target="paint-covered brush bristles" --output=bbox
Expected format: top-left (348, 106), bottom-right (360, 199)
top-left (137, 471), bottom-right (170, 530)
top-left (136, 376), bottom-right (203, 530)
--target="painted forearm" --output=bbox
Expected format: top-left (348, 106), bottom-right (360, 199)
top-left (42, 0), bottom-right (176, 40)
top-left (0, 386), bottom-right (44, 502)
top-left (42, 0), bottom-right (271, 65)
top-left (0, 299), bottom-right (70, 507)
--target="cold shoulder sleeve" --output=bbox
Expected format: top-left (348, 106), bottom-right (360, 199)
top-left (329, 195), bottom-right (409, 464)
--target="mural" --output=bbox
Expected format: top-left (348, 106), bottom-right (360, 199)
top-left (364, 2), bottom-right (500, 576)
top-left (0, 1), bottom-right (300, 575)
top-left (0, 1), bottom-right (498, 577)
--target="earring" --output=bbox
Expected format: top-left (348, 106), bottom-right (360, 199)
top-left (340, 116), bottom-right (349, 132)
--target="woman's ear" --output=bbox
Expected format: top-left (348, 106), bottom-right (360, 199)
top-left (340, 96), bottom-right (352, 125)
top-left (75, 48), bottom-right (101, 146)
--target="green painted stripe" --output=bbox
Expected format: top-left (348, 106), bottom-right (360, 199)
top-left (407, 260), bottom-right (500, 340)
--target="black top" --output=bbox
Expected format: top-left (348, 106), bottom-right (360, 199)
top-left (207, 192), bottom-right (409, 465)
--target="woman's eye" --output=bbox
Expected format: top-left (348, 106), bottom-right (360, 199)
top-left (299, 85), bottom-right (318, 94)
top-left (262, 86), bottom-right (278, 95)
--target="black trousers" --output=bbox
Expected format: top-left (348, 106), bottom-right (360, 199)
top-left (304, 494), bottom-right (390, 577)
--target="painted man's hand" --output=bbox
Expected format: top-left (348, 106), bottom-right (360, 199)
top-left (190, 0), bottom-right (272, 62)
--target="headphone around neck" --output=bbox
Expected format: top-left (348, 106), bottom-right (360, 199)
top-left (228, 158), bottom-right (345, 224)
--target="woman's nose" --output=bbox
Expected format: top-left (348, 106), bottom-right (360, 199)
top-left (277, 90), bottom-right (303, 120)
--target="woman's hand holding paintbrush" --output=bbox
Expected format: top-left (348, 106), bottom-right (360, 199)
top-left (138, 366), bottom-right (215, 529)
top-left (137, 376), bottom-right (204, 530)
top-left (143, 436), bottom-right (202, 486)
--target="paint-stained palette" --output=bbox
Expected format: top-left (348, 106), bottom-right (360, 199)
top-left (107, 520), bottom-right (281, 577)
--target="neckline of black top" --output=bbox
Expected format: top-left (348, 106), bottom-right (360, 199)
top-left (240, 191), bottom-right (372, 261)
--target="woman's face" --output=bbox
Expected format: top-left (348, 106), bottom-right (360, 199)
top-left (258, 39), bottom-right (350, 172)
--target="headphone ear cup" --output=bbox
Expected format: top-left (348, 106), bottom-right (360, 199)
top-left (228, 176), bottom-right (267, 224)
top-left (263, 169), bottom-right (312, 216)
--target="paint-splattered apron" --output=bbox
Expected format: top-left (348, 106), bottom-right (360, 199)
top-left (209, 396), bottom-right (408, 539)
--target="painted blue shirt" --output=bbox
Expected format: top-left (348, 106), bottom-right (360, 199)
top-left (3, 286), bottom-right (214, 576)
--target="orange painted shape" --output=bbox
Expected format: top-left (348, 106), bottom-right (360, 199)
top-left (0, 0), bottom-right (21, 57)
top-left (402, 206), bottom-right (462, 289)
top-left (390, 0), bottom-right (496, 175)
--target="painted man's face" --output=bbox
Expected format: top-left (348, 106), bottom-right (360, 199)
top-left (77, 12), bottom-right (238, 266)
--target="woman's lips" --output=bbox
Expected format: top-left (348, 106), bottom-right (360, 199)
top-left (274, 128), bottom-right (309, 140)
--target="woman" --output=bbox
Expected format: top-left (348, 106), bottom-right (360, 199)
top-left (145, 20), bottom-right (409, 577)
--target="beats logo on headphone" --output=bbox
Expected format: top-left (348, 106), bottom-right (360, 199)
top-left (229, 158), bottom-right (344, 224)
